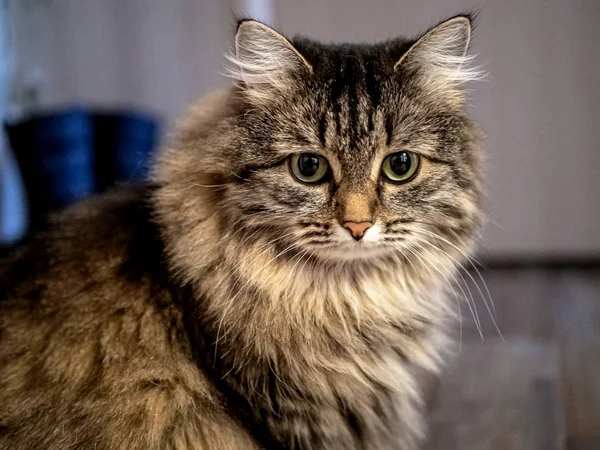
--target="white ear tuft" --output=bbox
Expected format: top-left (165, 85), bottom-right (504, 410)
top-left (226, 20), bottom-right (312, 95)
top-left (395, 16), bottom-right (484, 87)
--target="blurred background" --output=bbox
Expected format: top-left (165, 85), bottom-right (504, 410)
top-left (0, 0), bottom-right (598, 449)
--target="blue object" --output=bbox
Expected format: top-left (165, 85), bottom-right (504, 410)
top-left (94, 111), bottom-right (159, 191)
top-left (5, 108), bottom-right (95, 224)
top-left (4, 108), bottom-right (159, 233)
top-left (0, 144), bottom-right (28, 245)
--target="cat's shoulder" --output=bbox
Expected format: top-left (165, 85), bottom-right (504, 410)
top-left (0, 185), bottom-right (176, 390)
top-left (0, 186), bottom-right (259, 449)
top-left (0, 185), bottom-right (163, 295)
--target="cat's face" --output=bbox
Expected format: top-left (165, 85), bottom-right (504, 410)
top-left (219, 17), bottom-right (483, 262)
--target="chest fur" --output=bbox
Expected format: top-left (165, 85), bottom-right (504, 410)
top-left (193, 250), bottom-right (450, 449)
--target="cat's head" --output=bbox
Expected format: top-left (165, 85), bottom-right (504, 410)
top-left (155, 15), bottom-right (484, 268)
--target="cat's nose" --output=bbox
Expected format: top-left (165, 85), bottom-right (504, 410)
top-left (342, 221), bottom-right (372, 241)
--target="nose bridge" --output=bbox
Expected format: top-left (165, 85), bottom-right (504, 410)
top-left (336, 183), bottom-right (376, 223)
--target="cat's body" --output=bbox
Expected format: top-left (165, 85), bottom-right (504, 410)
top-left (0, 16), bottom-right (484, 450)
top-left (0, 189), bottom-right (260, 449)
top-left (0, 186), bottom-right (437, 450)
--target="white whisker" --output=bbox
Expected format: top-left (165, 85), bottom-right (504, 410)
top-left (414, 228), bottom-right (496, 315)
top-left (392, 242), bottom-right (463, 350)
top-left (214, 240), bottom-right (302, 358)
top-left (408, 240), bottom-right (481, 340)
top-left (403, 241), bottom-right (480, 340)
top-left (411, 232), bottom-right (503, 341)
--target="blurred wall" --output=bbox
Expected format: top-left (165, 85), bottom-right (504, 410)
top-left (10, 0), bottom-right (231, 121)
top-left (9, 0), bottom-right (600, 259)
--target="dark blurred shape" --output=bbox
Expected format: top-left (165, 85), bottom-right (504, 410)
top-left (94, 111), bottom-right (159, 191)
top-left (4, 107), bottom-right (159, 229)
top-left (5, 108), bottom-right (95, 225)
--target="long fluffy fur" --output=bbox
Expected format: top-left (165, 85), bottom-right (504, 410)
top-left (0, 14), bottom-right (484, 450)
top-left (395, 16), bottom-right (485, 85)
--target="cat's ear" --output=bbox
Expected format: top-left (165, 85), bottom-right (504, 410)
top-left (229, 20), bottom-right (312, 100)
top-left (395, 15), bottom-right (483, 98)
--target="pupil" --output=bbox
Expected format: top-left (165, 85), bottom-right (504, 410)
top-left (390, 152), bottom-right (411, 175)
top-left (299, 154), bottom-right (320, 177)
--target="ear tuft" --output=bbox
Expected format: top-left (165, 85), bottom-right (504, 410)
top-left (395, 16), bottom-right (484, 87)
top-left (226, 20), bottom-right (312, 96)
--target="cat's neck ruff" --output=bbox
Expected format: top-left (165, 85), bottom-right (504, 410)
top-left (189, 217), bottom-right (457, 376)
top-left (178, 224), bottom-right (457, 447)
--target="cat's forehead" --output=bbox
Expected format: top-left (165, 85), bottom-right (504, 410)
top-left (289, 40), bottom-right (411, 174)
top-left (256, 35), bottom-right (465, 177)
top-left (292, 37), bottom-right (413, 72)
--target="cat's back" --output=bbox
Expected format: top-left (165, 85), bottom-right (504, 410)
top-left (0, 186), bottom-right (170, 342)
top-left (1, 185), bottom-right (161, 295)
top-left (0, 187), bottom-right (258, 450)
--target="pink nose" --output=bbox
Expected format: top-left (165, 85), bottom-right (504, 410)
top-left (342, 221), bottom-right (372, 241)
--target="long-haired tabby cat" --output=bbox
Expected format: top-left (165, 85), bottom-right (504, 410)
top-left (0, 14), bottom-right (484, 450)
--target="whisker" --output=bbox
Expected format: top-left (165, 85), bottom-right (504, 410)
top-left (412, 228), bottom-right (499, 318)
top-left (214, 240), bottom-right (303, 358)
top-left (221, 216), bottom-right (248, 241)
top-left (402, 241), bottom-right (480, 340)
top-left (189, 182), bottom-right (230, 189)
top-left (289, 248), bottom-right (311, 274)
top-left (211, 230), bottom-right (304, 356)
top-left (218, 229), bottom-right (301, 292)
top-left (268, 358), bottom-right (302, 400)
top-left (230, 171), bottom-right (251, 182)
top-left (411, 233), bottom-right (503, 341)
top-left (391, 242), bottom-right (463, 351)
top-left (412, 239), bottom-right (482, 333)
top-left (400, 219), bottom-right (488, 268)
top-left (414, 229), bottom-right (496, 298)
top-left (408, 240), bottom-right (481, 340)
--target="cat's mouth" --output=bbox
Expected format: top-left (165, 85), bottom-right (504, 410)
top-left (310, 242), bottom-right (395, 262)
top-left (334, 222), bottom-right (383, 246)
top-left (306, 223), bottom-right (399, 261)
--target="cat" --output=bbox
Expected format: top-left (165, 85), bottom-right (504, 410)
top-left (0, 14), bottom-right (484, 450)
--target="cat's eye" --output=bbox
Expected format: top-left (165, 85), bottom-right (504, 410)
top-left (289, 153), bottom-right (330, 184)
top-left (381, 151), bottom-right (420, 183)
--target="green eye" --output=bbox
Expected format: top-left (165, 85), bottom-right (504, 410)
top-left (381, 151), bottom-right (420, 183)
top-left (289, 153), bottom-right (330, 183)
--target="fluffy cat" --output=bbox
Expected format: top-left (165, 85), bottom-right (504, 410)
top-left (0, 15), bottom-right (484, 450)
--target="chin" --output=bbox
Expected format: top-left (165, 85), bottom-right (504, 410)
top-left (312, 241), bottom-right (395, 263)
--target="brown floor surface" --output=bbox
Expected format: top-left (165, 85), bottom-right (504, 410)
top-left (425, 268), bottom-right (600, 450)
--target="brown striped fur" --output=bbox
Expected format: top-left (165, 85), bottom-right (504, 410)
top-left (0, 15), bottom-right (484, 449)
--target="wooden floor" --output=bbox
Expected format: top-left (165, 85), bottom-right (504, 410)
top-left (425, 268), bottom-right (600, 450)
